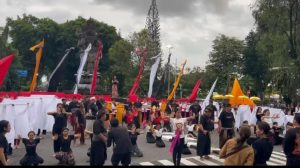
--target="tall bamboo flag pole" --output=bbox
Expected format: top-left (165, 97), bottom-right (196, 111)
top-left (167, 59), bottom-right (187, 101)
top-left (29, 39), bottom-right (44, 92)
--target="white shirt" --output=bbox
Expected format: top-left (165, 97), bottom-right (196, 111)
top-left (187, 124), bottom-right (194, 132)
top-left (295, 107), bottom-right (300, 113)
top-left (170, 118), bottom-right (187, 138)
top-left (145, 125), bottom-right (151, 133)
top-left (263, 117), bottom-right (273, 127)
top-left (154, 129), bottom-right (163, 137)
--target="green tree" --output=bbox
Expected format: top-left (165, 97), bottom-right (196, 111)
top-left (108, 39), bottom-right (135, 96)
top-left (243, 31), bottom-right (270, 98)
top-left (6, 15), bottom-right (121, 92)
top-left (205, 34), bottom-right (245, 94)
top-left (252, 0), bottom-right (300, 101)
top-left (0, 24), bottom-right (22, 91)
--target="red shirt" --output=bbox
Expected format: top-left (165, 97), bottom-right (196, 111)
top-left (126, 115), bottom-right (134, 125)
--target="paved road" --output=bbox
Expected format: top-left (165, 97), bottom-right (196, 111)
top-left (8, 130), bottom-right (285, 166)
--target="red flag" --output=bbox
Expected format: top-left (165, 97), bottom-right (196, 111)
top-left (90, 41), bottom-right (103, 95)
top-left (0, 54), bottom-right (14, 88)
top-left (128, 49), bottom-right (148, 97)
top-left (188, 80), bottom-right (202, 102)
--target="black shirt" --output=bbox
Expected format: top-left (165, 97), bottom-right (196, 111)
top-left (129, 132), bottom-right (139, 145)
top-left (133, 117), bottom-right (140, 129)
top-left (60, 135), bottom-right (74, 153)
top-left (68, 101), bottom-right (78, 112)
top-left (96, 101), bottom-right (103, 111)
top-left (88, 103), bottom-right (98, 117)
top-left (83, 100), bottom-right (90, 113)
top-left (252, 138), bottom-right (273, 165)
top-left (166, 103), bottom-right (172, 114)
top-left (272, 126), bottom-right (281, 137)
top-left (200, 115), bottom-right (214, 132)
top-left (62, 103), bottom-right (69, 112)
top-left (206, 104), bottom-right (217, 120)
top-left (22, 138), bottom-right (40, 156)
top-left (0, 133), bottom-right (8, 163)
top-left (53, 113), bottom-right (67, 128)
top-left (92, 120), bottom-right (107, 143)
top-left (190, 104), bottom-right (201, 115)
top-left (283, 127), bottom-right (300, 158)
top-left (256, 112), bottom-right (263, 123)
top-left (62, 104), bottom-right (69, 127)
top-left (76, 110), bottom-right (85, 125)
top-left (218, 111), bottom-right (235, 128)
top-left (107, 127), bottom-right (132, 154)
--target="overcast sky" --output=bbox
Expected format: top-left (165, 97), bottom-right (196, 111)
top-left (0, 0), bottom-right (255, 69)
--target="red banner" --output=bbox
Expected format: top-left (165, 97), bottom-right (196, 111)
top-left (128, 49), bottom-right (148, 97)
top-left (0, 54), bottom-right (14, 88)
top-left (90, 41), bottom-right (103, 95)
top-left (188, 79), bottom-right (202, 102)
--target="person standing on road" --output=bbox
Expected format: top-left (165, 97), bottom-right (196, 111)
top-left (107, 118), bottom-right (132, 166)
top-left (220, 126), bottom-right (254, 165)
top-left (0, 120), bottom-right (11, 166)
top-left (167, 107), bottom-right (195, 166)
top-left (218, 103), bottom-right (235, 149)
top-left (283, 114), bottom-right (300, 165)
top-left (90, 110), bottom-right (107, 166)
top-left (48, 103), bottom-right (71, 156)
top-left (197, 107), bottom-right (214, 159)
top-left (252, 122), bottom-right (273, 166)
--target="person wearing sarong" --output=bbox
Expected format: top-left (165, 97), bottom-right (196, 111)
top-left (54, 128), bottom-right (81, 165)
top-left (48, 104), bottom-right (71, 156)
top-left (218, 103), bottom-right (235, 149)
top-left (0, 120), bottom-right (11, 166)
top-left (19, 131), bottom-right (44, 166)
top-left (90, 111), bottom-right (108, 166)
top-left (86, 97), bottom-right (98, 144)
top-left (182, 135), bottom-right (192, 155)
top-left (128, 124), bottom-right (143, 157)
top-left (197, 107), bottom-right (214, 159)
top-left (189, 101), bottom-right (201, 124)
top-left (145, 121), bottom-right (155, 143)
top-left (74, 103), bottom-right (86, 145)
top-left (154, 124), bottom-right (166, 148)
top-left (67, 97), bottom-right (79, 132)
top-left (168, 108), bottom-right (195, 166)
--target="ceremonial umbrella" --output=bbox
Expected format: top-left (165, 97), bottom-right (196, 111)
top-left (250, 96), bottom-right (261, 101)
top-left (238, 95), bottom-right (249, 104)
top-left (224, 94), bottom-right (234, 99)
top-left (213, 94), bottom-right (224, 100)
top-left (238, 95), bottom-right (249, 99)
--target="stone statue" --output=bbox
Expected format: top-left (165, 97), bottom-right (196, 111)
top-left (112, 76), bottom-right (119, 98)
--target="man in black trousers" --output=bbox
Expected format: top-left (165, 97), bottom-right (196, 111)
top-left (107, 118), bottom-right (132, 166)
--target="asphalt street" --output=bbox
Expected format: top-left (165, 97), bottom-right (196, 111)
top-left (8, 129), bottom-right (283, 166)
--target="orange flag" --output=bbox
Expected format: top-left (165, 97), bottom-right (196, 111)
top-left (29, 39), bottom-right (44, 92)
top-left (229, 78), bottom-right (255, 107)
top-left (167, 59), bottom-right (187, 101)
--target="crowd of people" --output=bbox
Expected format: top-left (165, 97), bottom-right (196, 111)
top-left (1, 96), bottom-right (300, 166)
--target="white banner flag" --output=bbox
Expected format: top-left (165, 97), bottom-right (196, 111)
top-left (201, 78), bottom-right (218, 113)
top-left (74, 43), bottom-right (92, 94)
top-left (147, 54), bottom-right (161, 97)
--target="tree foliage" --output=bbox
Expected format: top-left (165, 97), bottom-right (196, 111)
top-left (205, 34), bottom-right (245, 94)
